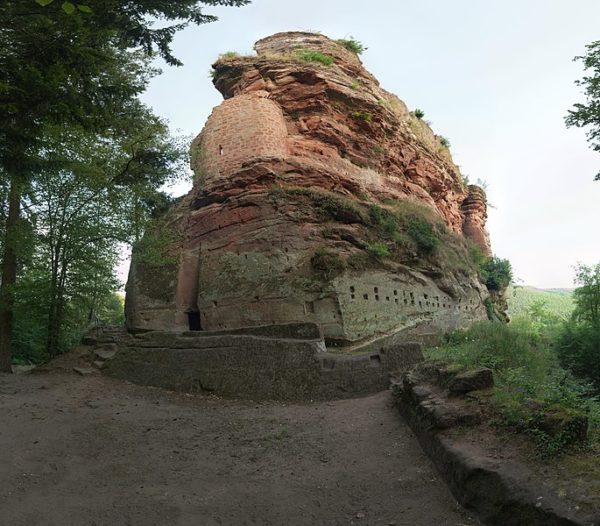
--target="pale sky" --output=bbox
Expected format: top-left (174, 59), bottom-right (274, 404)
top-left (139, 0), bottom-right (600, 289)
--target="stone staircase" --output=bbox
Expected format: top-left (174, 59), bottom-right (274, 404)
top-left (65, 325), bottom-right (127, 376)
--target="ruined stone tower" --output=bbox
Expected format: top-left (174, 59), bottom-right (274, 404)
top-left (125, 32), bottom-right (493, 348)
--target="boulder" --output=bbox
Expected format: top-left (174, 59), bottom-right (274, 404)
top-left (447, 367), bottom-right (494, 395)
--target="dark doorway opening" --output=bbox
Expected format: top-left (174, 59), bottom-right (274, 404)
top-left (187, 311), bottom-right (202, 331)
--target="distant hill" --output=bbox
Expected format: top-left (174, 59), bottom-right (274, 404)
top-left (507, 286), bottom-right (574, 320)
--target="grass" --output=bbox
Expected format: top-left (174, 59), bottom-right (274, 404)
top-left (438, 136), bottom-right (451, 149)
top-left (311, 249), bottom-right (346, 281)
top-left (295, 49), bottom-right (334, 66)
top-left (336, 37), bottom-right (366, 55)
top-left (269, 186), bottom-right (482, 279)
top-left (350, 111), bottom-right (373, 122)
top-left (426, 321), bottom-right (600, 458)
top-left (219, 51), bottom-right (239, 60)
top-left (364, 242), bottom-right (390, 260)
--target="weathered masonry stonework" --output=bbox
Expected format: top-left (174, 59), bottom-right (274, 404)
top-left (191, 93), bottom-right (288, 186)
top-left (122, 32), bottom-right (495, 399)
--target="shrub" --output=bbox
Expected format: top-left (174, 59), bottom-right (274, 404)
top-left (481, 256), bottom-right (512, 291)
top-left (295, 49), bottom-right (334, 66)
top-left (350, 79), bottom-right (360, 90)
top-left (311, 249), bottom-right (346, 281)
top-left (556, 322), bottom-right (600, 392)
top-left (365, 242), bottom-right (390, 260)
top-left (404, 215), bottom-right (439, 254)
top-left (350, 110), bottom-right (373, 122)
top-left (373, 144), bottom-right (385, 155)
top-left (439, 136), bottom-right (451, 148)
top-left (368, 205), bottom-right (397, 238)
top-left (336, 37), bottom-right (367, 55)
top-left (413, 108), bottom-right (425, 119)
top-left (427, 321), bottom-right (600, 457)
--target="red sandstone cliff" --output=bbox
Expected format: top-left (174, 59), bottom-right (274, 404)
top-left (126, 32), bottom-right (494, 344)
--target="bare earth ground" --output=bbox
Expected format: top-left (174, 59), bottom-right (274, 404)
top-left (0, 371), bottom-right (478, 526)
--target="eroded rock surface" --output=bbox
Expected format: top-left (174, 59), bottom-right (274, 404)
top-left (126, 32), bottom-right (494, 346)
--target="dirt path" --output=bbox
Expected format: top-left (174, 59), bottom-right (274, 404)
top-left (0, 371), bottom-right (477, 526)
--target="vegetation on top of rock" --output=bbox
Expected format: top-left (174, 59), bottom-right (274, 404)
top-left (438, 136), bottom-right (451, 149)
top-left (481, 256), bottom-right (513, 292)
top-left (364, 242), bottom-right (390, 260)
top-left (413, 108), bottom-right (425, 119)
top-left (219, 51), bottom-right (240, 59)
top-left (350, 110), bottom-right (373, 122)
top-left (311, 249), bottom-right (347, 281)
top-left (295, 49), bottom-right (334, 66)
top-left (336, 37), bottom-right (367, 55)
top-left (368, 204), bottom-right (439, 256)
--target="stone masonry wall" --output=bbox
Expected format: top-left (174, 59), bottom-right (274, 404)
top-left (191, 92), bottom-right (288, 187)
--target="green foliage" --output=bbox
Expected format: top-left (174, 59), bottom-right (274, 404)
top-left (350, 79), bottom-right (360, 90)
top-left (365, 242), bottom-right (390, 260)
top-left (481, 256), bottom-right (513, 291)
top-left (336, 37), bottom-right (367, 55)
top-left (295, 49), bottom-right (334, 66)
top-left (373, 144), bottom-right (385, 155)
top-left (219, 51), bottom-right (239, 59)
top-left (566, 40), bottom-right (600, 180)
top-left (404, 215), bottom-right (439, 254)
top-left (413, 108), bottom-right (425, 119)
top-left (571, 262), bottom-right (600, 326)
top-left (311, 249), bottom-right (346, 281)
top-left (438, 136), bottom-right (451, 148)
top-left (427, 321), bottom-right (600, 457)
top-left (555, 262), bottom-right (600, 391)
top-left (350, 111), bottom-right (373, 122)
top-left (1, 0), bottom-right (245, 368)
top-left (507, 286), bottom-right (574, 322)
top-left (556, 322), bottom-right (600, 392)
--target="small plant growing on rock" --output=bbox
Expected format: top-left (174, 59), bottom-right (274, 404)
top-left (439, 136), bottom-right (451, 148)
top-left (219, 51), bottom-right (239, 60)
top-left (295, 49), bottom-right (334, 66)
top-left (350, 111), bottom-right (373, 123)
top-left (404, 215), bottom-right (439, 254)
top-left (311, 249), bottom-right (346, 281)
top-left (373, 144), bottom-right (385, 156)
top-left (365, 242), bottom-right (390, 260)
top-left (413, 108), bottom-right (425, 119)
top-left (350, 79), bottom-right (360, 90)
top-left (336, 37), bottom-right (367, 55)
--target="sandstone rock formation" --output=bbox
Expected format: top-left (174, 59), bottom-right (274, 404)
top-left (125, 32), bottom-right (494, 347)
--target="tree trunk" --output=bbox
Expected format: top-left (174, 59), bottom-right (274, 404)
top-left (0, 172), bottom-right (22, 372)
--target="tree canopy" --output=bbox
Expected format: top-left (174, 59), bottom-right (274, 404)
top-left (0, 0), bottom-right (249, 371)
top-left (566, 40), bottom-right (600, 181)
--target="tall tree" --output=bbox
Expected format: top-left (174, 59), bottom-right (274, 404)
top-left (0, 0), bottom-right (249, 371)
top-left (566, 40), bottom-right (600, 181)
